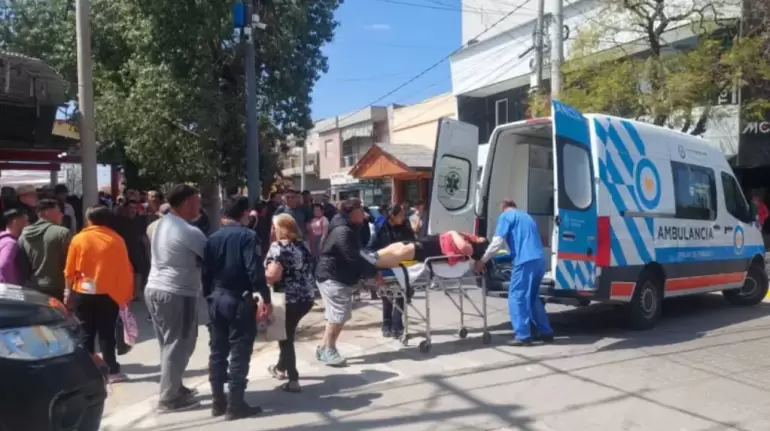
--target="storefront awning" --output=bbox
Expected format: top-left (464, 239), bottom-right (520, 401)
top-left (349, 143), bottom-right (434, 179)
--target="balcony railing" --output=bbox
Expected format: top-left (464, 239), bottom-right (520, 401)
top-left (341, 154), bottom-right (358, 167)
top-left (281, 152), bottom-right (319, 176)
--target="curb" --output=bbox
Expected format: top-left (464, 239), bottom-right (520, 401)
top-left (100, 303), bottom-right (381, 430)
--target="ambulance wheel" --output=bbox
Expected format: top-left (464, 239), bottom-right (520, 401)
top-left (482, 331), bottom-right (492, 344)
top-left (458, 327), bottom-right (468, 339)
top-left (723, 264), bottom-right (768, 306)
top-left (419, 340), bottom-right (431, 353)
top-left (626, 271), bottom-right (662, 330)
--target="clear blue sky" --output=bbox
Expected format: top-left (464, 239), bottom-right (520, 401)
top-left (310, 0), bottom-right (461, 120)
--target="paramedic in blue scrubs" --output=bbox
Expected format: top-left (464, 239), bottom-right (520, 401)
top-left (476, 199), bottom-right (554, 346)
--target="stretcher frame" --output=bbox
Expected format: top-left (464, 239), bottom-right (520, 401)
top-left (376, 255), bottom-right (491, 353)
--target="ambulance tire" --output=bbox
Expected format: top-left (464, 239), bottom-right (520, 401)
top-left (626, 272), bottom-right (663, 330)
top-left (723, 264), bottom-right (768, 306)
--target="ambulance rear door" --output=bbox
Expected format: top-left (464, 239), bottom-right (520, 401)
top-left (426, 118), bottom-right (479, 236)
top-left (551, 100), bottom-right (599, 291)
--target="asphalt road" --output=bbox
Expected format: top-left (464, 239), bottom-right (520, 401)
top-left (102, 288), bottom-right (770, 431)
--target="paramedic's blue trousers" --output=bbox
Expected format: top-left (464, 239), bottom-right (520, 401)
top-left (207, 289), bottom-right (257, 392)
top-left (508, 258), bottom-right (553, 341)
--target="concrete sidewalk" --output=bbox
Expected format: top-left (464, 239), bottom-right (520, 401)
top-left (100, 296), bottom-right (385, 430)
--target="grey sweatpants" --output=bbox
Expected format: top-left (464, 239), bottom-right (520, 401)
top-left (145, 289), bottom-right (198, 403)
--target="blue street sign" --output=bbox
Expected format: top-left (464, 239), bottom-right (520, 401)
top-left (232, 3), bottom-right (246, 28)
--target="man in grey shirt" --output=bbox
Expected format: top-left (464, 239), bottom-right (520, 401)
top-left (273, 189), bottom-right (311, 241)
top-left (145, 184), bottom-right (207, 413)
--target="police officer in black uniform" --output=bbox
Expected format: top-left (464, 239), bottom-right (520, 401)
top-left (202, 196), bottom-right (273, 420)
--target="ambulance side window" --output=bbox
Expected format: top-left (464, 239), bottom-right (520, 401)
top-left (721, 172), bottom-right (753, 223)
top-left (671, 162), bottom-right (716, 220)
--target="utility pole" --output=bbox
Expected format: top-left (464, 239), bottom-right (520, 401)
top-left (242, 0), bottom-right (262, 205)
top-left (533, 0), bottom-right (546, 90)
top-left (75, 0), bottom-right (98, 207)
top-left (550, 0), bottom-right (564, 98)
top-left (299, 143), bottom-right (307, 191)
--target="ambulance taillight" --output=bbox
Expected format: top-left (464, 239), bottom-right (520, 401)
top-left (596, 216), bottom-right (611, 267)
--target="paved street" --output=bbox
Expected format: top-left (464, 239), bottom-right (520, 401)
top-left (101, 288), bottom-right (770, 431)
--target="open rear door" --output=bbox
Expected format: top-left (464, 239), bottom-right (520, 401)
top-left (551, 100), bottom-right (598, 291)
top-left (426, 118), bottom-right (479, 235)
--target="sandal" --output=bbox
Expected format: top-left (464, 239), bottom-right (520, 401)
top-left (279, 381), bottom-right (301, 393)
top-left (268, 365), bottom-right (287, 380)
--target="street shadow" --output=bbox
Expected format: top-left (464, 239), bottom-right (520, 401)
top-left (256, 369), bottom-right (394, 414)
top-left (484, 293), bottom-right (770, 352)
top-left (595, 295), bottom-right (770, 352)
top-left (118, 362), bottom-right (209, 384)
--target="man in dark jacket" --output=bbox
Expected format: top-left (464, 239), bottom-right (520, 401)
top-left (315, 198), bottom-right (376, 366)
top-left (203, 196), bottom-right (272, 420)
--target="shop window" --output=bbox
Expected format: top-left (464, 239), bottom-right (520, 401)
top-left (671, 161), bottom-right (716, 220)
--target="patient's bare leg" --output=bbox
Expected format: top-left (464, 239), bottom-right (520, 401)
top-left (374, 242), bottom-right (416, 268)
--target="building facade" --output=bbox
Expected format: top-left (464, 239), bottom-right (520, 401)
top-left (280, 130), bottom-right (330, 194)
top-left (314, 106), bottom-right (392, 204)
top-left (451, 0), bottom-right (741, 152)
top-left (389, 93), bottom-right (456, 149)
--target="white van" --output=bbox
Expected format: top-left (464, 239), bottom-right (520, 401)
top-left (427, 100), bottom-right (768, 329)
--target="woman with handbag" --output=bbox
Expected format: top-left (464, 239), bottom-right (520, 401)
top-left (264, 213), bottom-right (316, 392)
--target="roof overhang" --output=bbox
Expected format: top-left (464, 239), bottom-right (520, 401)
top-left (0, 51), bottom-right (69, 106)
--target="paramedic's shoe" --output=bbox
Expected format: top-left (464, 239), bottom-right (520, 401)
top-left (536, 334), bottom-right (555, 343)
top-left (508, 338), bottom-right (534, 347)
top-left (382, 329), bottom-right (394, 338)
top-left (318, 347), bottom-right (347, 366)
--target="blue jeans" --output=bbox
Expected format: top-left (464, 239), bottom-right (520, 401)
top-left (508, 259), bottom-right (552, 341)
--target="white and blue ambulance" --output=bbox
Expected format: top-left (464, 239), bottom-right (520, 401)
top-left (426, 100), bottom-right (767, 329)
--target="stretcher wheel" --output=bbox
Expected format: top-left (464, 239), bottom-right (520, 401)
top-left (458, 327), bottom-right (468, 339)
top-left (419, 340), bottom-right (431, 353)
top-left (482, 331), bottom-right (492, 345)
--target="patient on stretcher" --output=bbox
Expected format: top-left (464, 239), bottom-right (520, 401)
top-left (362, 231), bottom-right (488, 268)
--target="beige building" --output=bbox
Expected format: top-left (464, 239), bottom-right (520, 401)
top-left (389, 93), bottom-right (456, 149)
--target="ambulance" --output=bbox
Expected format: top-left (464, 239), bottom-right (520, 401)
top-left (426, 100), bottom-right (768, 329)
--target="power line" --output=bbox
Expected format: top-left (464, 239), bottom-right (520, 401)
top-left (337, 0), bottom-right (532, 123)
top-left (391, 55), bottom-right (531, 130)
top-left (371, 0), bottom-right (520, 14)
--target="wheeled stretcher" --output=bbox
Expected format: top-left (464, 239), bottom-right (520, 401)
top-left (376, 255), bottom-right (491, 353)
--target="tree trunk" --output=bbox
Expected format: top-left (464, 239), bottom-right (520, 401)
top-left (199, 180), bottom-right (221, 233)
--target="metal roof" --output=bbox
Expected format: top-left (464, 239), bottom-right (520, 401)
top-left (0, 51), bottom-right (69, 106)
top-left (375, 143), bottom-right (434, 169)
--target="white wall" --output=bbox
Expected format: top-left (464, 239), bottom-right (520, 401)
top-left (461, 0), bottom-right (542, 45)
top-left (453, 0), bottom-right (739, 96)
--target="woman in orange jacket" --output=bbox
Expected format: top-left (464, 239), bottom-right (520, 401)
top-left (64, 205), bottom-right (134, 383)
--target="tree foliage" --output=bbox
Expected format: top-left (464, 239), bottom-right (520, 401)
top-left (0, 0), bottom-right (341, 192)
top-left (529, 0), bottom-right (770, 135)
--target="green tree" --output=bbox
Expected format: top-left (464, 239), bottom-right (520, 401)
top-left (0, 0), bottom-right (341, 194)
top-left (529, 0), bottom-right (770, 135)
